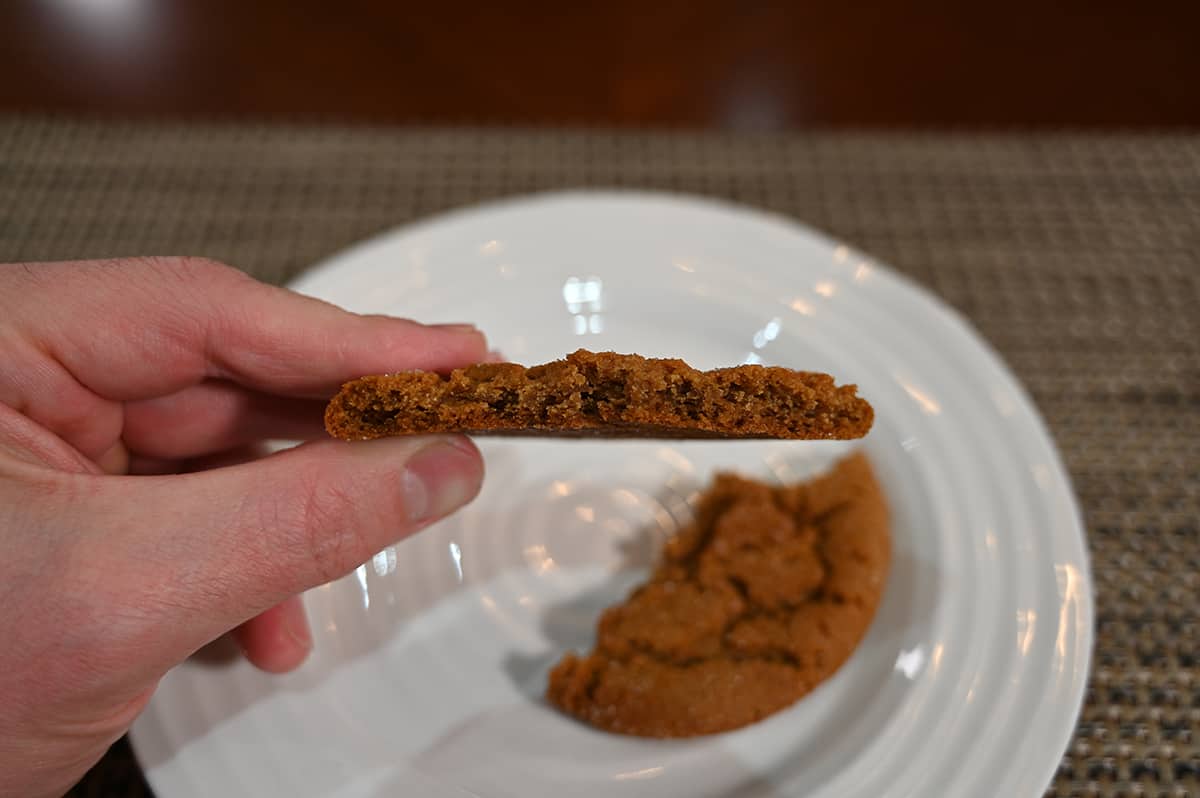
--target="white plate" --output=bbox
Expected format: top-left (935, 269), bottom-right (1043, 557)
top-left (130, 191), bottom-right (1092, 797)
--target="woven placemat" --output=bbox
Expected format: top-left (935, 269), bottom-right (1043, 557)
top-left (1, 118), bottom-right (1197, 797)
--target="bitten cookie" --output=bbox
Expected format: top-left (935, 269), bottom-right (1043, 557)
top-left (546, 452), bottom-right (890, 737)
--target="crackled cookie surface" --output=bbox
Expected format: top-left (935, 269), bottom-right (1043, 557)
top-left (546, 452), bottom-right (890, 737)
top-left (324, 350), bottom-right (873, 440)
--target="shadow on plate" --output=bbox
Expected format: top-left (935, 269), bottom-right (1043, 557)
top-left (404, 701), bottom-right (786, 798)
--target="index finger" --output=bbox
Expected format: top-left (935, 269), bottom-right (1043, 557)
top-left (1, 257), bottom-right (488, 463)
top-left (4, 257), bottom-right (488, 402)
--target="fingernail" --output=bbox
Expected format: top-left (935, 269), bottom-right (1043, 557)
top-left (402, 439), bottom-right (482, 523)
top-left (431, 323), bottom-right (479, 334)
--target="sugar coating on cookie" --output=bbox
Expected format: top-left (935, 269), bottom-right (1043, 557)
top-left (324, 350), bottom-right (873, 440)
top-left (546, 452), bottom-right (890, 737)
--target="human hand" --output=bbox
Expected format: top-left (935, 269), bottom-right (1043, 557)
top-left (0, 257), bottom-right (488, 797)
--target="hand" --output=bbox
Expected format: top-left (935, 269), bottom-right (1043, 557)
top-left (0, 257), bottom-right (488, 798)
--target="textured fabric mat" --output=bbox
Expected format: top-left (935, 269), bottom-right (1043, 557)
top-left (1, 118), bottom-right (1197, 798)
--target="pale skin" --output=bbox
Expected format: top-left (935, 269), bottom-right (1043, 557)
top-left (0, 257), bottom-right (490, 798)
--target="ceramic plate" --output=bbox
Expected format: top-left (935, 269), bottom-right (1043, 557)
top-left (130, 191), bottom-right (1092, 797)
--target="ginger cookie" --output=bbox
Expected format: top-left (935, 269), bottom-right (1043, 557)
top-left (546, 452), bottom-right (890, 737)
top-left (325, 350), bottom-right (872, 441)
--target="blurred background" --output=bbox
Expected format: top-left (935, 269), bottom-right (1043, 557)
top-left (2, 0), bottom-right (1197, 128)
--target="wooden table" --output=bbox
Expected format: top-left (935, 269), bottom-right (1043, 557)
top-left (2, 0), bottom-right (1198, 127)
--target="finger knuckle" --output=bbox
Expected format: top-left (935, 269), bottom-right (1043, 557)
top-left (288, 467), bottom-right (376, 586)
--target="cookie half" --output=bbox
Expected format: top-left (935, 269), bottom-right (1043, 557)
top-left (325, 350), bottom-right (873, 440)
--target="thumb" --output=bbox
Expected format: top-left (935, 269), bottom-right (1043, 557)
top-left (79, 435), bottom-right (483, 667)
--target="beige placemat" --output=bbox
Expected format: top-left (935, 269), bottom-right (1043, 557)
top-left (2, 118), bottom-right (1197, 798)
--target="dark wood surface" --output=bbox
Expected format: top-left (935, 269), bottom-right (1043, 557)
top-left (2, 0), bottom-right (1198, 128)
